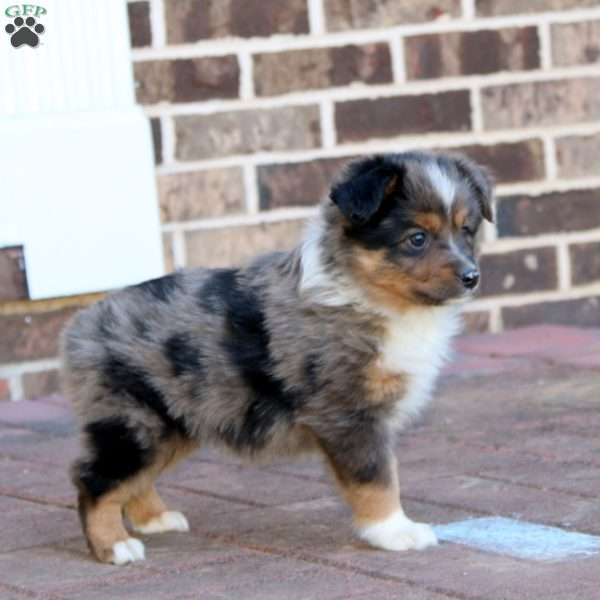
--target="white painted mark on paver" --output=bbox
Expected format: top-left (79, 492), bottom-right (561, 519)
top-left (434, 517), bottom-right (600, 561)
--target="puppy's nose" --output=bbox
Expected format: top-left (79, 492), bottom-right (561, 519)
top-left (461, 269), bottom-right (480, 289)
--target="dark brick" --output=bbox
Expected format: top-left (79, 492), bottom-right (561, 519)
top-left (324, 0), bottom-right (460, 31)
top-left (479, 247), bottom-right (558, 297)
top-left (175, 106), bottom-right (321, 160)
top-left (552, 20), bottom-right (600, 66)
top-left (463, 311), bottom-right (491, 333)
top-left (127, 1), bottom-right (151, 48)
top-left (158, 168), bottom-right (245, 222)
top-left (22, 370), bottom-right (60, 400)
top-left (447, 139), bottom-right (545, 183)
top-left (406, 27), bottom-right (539, 79)
top-left (556, 133), bottom-right (600, 178)
top-left (503, 296), bottom-right (600, 329)
top-left (570, 241), bottom-right (600, 286)
top-left (254, 43), bottom-right (392, 96)
top-left (497, 188), bottom-right (600, 237)
top-left (0, 246), bottom-right (28, 301)
top-left (335, 90), bottom-right (471, 143)
top-left (0, 308), bottom-right (77, 364)
top-left (134, 56), bottom-right (239, 104)
top-left (165, 0), bottom-right (309, 43)
top-left (150, 117), bottom-right (162, 165)
top-left (258, 157), bottom-right (349, 210)
top-left (482, 77), bottom-right (600, 130)
top-left (477, 0), bottom-right (600, 16)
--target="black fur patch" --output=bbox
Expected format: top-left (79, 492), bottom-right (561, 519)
top-left (318, 414), bottom-right (391, 486)
top-left (134, 273), bottom-right (180, 302)
top-left (102, 355), bottom-right (188, 435)
top-left (75, 417), bottom-right (151, 499)
top-left (163, 332), bottom-right (203, 377)
top-left (220, 276), bottom-right (300, 450)
top-left (198, 268), bottom-right (238, 313)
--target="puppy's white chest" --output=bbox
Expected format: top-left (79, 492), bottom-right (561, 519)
top-left (379, 306), bottom-right (461, 426)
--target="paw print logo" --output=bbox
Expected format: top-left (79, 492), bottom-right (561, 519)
top-left (5, 16), bottom-right (45, 48)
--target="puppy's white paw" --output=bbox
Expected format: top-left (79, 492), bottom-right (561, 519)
top-left (357, 511), bottom-right (438, 552)
top-left (111, 538), bottom-right (145, 565)
top-left (132, 510), bottom-right (190, 534)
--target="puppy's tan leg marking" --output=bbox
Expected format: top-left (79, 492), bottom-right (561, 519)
top-left (125, 486), bottom-right (189, 534)
top-left (125, 436), bottom-right (197, 535)
top-left (82, 488), bottom-right (145, 565)
top-left (327, 451), bottom-right (437, 551)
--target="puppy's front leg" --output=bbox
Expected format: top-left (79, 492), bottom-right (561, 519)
top-left (318, 428), bottom-right (437, 551)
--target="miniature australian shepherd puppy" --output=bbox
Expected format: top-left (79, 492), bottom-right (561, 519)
top-left (61, 151), bottom-right (493, 565)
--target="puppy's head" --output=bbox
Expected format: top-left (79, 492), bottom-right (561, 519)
top-left (328, 152), bottom-right (494, 309)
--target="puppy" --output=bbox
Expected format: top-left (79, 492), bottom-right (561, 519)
top-left (61, 151), bottom-right (493, 565)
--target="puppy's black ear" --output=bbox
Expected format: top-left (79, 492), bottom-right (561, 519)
top-left (453, 156), bottom-right (495, 223)
top-left (330, 161), bottom-right (398, 226)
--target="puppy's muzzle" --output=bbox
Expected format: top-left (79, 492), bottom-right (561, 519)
top-left (460, 268), bottom-right (480, 290)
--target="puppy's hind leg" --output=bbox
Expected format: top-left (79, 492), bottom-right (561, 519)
top-left (126, 485), bottom-right (189, 534)
top-left (124, 436), bottom-right (197, 535)
top-left (71, 417), bottom-right (154, 565)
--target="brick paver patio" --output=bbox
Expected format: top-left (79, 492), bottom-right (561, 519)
top-left (2, 325), bottom-right (600, 599)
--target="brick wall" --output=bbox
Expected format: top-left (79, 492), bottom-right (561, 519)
top-left (1, 0), bottom-right (600, 400)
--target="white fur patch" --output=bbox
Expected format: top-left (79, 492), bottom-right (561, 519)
top-left (379, 306), bottom-right (461, 427)
top-left (132, 511), bottom-right (189, 534)
top-left (425, 162), bottom-right (456, 211)
top-left (111, 538), bottom-right (145, 565)
top-left (299, 217), bottom-right (364, 307)
top-left (357, 510), bottom-right (438, 551)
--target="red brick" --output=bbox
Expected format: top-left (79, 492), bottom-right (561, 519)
top-left (0, 246), bottom-right (28, 301)
top-left (335, 90), bottom-right (471, 143)
top-left (556, 132), bottom-right (600, 178)
top-left (175, 106), bottom-right (321, 160)
top-left (446, 139), bottom-right (545, 183)
top-left (503, 296), bottom-right (600, 328)
top-left (406, 27), bottom-right (539, 79)
top-left (570, 241), bottom-right (600, 286)
top-left (0, 379), bottom-right (9, 401)
top-left (482, 77), bottom-right (600, 130)
top-left (165, 0), bottom-right (309, 43)
top-left (158, 168), bottom-right (245, 222)
top-left (0, 308), bottom-right (77, 364)
top-left (185, 220), bottom-right (306, 268)
top-left (254, 43), bottom-right (392, 96)
top-left (552, 20), bottom-right (600, 66)
top-left (258, 157), bottom-right (349, 210)
top-left (134, 56), bottom-right (239, 104)
top-left (476, 0), bottom-right (600, 16)
top-left (497, 188), bottom-right (600, 237)
top-left (22, 369), bottom-right (60, 400)
top-left (127, 1), bottom-right (151, 48)
top-left (479, 247), bottom-right (558, 297)
top-left (150, 117), bottom-right (162, 165)
top-left (324, 0), bottom-right (460, 31)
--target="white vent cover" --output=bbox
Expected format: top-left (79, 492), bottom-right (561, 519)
top-left (0, 0), bottom-right (163, 299)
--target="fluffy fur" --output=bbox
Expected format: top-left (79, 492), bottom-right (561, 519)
top-left (61, 151), bottom-right (493, 564)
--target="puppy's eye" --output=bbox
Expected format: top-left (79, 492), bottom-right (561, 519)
top-left (408, 231), bottom-right (428, 249)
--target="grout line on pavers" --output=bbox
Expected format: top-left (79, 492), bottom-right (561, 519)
top-left (473, 473), bottom-right (600, 502)
top-left (165, 483), bottom-right (271, 509)
top-left (0, 490), bottom-right (76, 511)
top-left (208, 532), bottom-right (482, 600)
